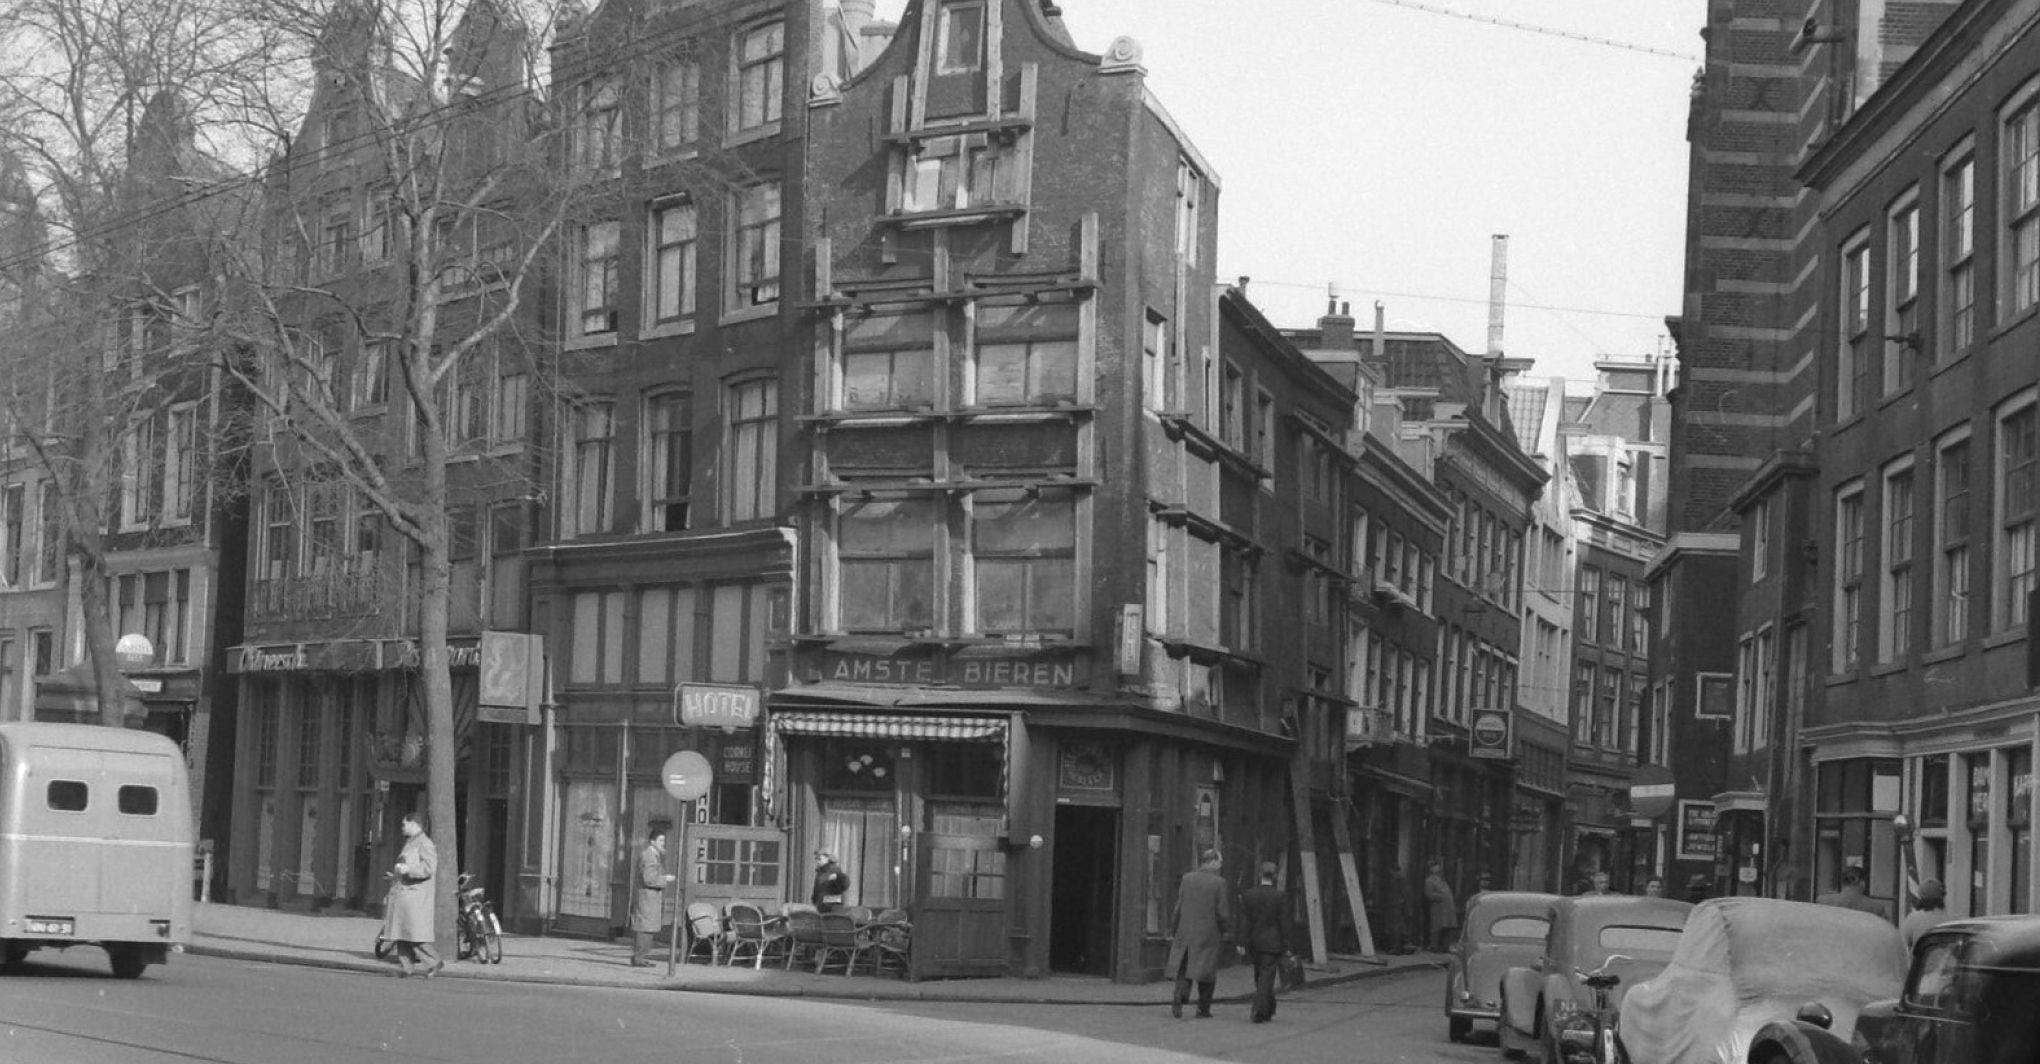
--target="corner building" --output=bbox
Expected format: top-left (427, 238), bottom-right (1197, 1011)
top-left (788, 0), bottom-right (1320, 982)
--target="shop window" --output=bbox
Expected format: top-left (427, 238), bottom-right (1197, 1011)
top-left (1968, 752), bottom-right (1991, 915)
top-left (2011, 747), bottom-right (2032, 914)
top-left (925, 743), bottom-right (1001, 799)
top-left (698, 836), bottom-right (779, 886)
top-left (821, 741), bottom-right (894, 793)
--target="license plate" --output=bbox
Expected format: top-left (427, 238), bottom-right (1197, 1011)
top-left (25, 917), bottom-right (74, 935)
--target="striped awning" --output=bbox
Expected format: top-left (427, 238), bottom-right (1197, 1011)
top-left (770, 711), bottom-right (1005, 742)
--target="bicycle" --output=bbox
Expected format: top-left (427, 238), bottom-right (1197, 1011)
top-left (1546, 953), bottom-right (1630, 1064)
top-left (455, 873), bottom-right (503, 964)
top-left (371, 873), bottom-right (502, 965)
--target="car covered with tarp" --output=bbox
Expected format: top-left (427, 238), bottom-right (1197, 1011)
top-left (1617, 897), bottom-right (1907, 1064)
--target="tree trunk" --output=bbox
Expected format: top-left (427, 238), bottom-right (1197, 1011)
top-left (76, 548), bottom-right (141, 728)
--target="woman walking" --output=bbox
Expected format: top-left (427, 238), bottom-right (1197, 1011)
top-left (386, 812), bottom-right (443, 977)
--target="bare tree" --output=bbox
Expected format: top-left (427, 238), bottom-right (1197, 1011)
top-left (0, 0), bottom-right (272, 727)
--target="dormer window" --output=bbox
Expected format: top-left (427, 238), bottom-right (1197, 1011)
top-left (937, 1), bottom-right (984, 74)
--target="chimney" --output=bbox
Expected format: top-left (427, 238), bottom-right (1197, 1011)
top-left (1486, 234), bottom-right (1508, 359)
top-left (1318, 286), bottom-right (1355, 352)
top-left (1372, 301), bottom-right (1387, 365)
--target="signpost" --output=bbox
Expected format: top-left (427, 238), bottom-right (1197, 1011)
top-left (1630, 763), bottom-right (1677, 820)
top-left (660, 750), bottom-right (713, 977)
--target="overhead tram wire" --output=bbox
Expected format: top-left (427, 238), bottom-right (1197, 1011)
top-left (1237, 276), bottom-right (1671, 323)
top-left (1355, 0), bottom-right (1702, 64)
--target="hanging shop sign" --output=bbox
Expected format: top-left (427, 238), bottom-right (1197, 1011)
top-left (675, 682), bottom-right (761, 730)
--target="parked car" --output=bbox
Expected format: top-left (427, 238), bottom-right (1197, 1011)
top-left (1445, 891), bottom-right (1559, 1043)
top-left (1617, 897), bottom-right (1906, 1064)
top-left (1747, 914), bottom-right (2040, 1064)
top-left (1496, 895), bottom-right (1693, 1062)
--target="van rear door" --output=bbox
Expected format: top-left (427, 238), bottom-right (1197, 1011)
top-left (21, 744), bottom-right (106, 913)
top-left (95, 748), bottom-right (181, 916)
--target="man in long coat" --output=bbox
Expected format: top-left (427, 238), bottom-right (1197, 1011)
top-left (385, 811), bottom-right (441, 976)
top-left (1423, 858), bottom-right (1457, 951)
top-left (630, 827), bottom-right (676, 967)
top-left (1238, 861), bottom-right (1291, 1023)
top-left (1165, 848), bottom-right (1231, 1019)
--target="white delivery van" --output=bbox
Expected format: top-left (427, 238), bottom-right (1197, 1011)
top-left (0, 722), bottom-right (194, 977)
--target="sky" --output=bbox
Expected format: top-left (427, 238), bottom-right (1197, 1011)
top-left (871, 0), bottom-right (1705, 382)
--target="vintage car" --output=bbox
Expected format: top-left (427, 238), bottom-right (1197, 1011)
top-left (1747, 914), bottom-right (2040, 1064)
top-left (1445, 891), bottom-right (1559, 1042)
top-left (1496, 895), bottom-right (1692, 1062)
top-left (1616, 897), bottom-right (1906, 1064)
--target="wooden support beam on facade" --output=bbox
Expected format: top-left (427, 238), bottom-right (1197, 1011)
top-left (1286, 762), bottom-right (1329, 964)
top-left (1330, 797), bottom-right (1376, 960)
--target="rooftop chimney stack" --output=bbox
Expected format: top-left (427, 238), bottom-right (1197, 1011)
top-left (1372, 301), bottom-right (1387, 365)
top-left (1319, 285), bottom-right (1355, 351)
top-left (1487, 234), bottom-right (1508, 359)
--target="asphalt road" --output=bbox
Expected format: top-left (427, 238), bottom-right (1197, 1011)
top-left (0, 947), bottom-right (1479, 1064)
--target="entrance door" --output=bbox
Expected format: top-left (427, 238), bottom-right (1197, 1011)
top-left (910, 806), bottom-right (1006, 979)
top-left (1049, 804), bottom-right (1116, 975)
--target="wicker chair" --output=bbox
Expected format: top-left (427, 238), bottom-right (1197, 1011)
top-left (684, 902), bottom-right (729, 965)
top-left (783, 907), bottom-right (826, 971)
top-left (722, 902), bottom-right (787, 969)
top-left (865, 909), bottom-right (912, 979)
top-left (814, 912), bottom-right (867, 975)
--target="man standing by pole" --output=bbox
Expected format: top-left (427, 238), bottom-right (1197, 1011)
top-left (630, 826), bottom-right (677, 967)
top-left (1165, 848), bottom-right (1231, 1020)
top-left (1239, 861), bottom-right (1292, 1024)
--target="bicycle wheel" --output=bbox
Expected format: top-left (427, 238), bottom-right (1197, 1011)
top-left (480, 911), bottom-right (503, 964)
top-left (457, 914), bottom-right (481, 962)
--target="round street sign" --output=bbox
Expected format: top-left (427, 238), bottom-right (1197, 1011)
top-left (1630, 763), bottom-right (1677, 819)
top-left (661, 750), bottom-right (713, 802)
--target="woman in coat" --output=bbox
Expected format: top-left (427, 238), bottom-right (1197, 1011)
top-left (1164, 849), bottom-right (1231, 1019)
top-left (385, 812), bottom-right (443, 977)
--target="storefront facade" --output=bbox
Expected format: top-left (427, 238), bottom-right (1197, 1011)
top-left (222, 637), bottom-right (536, 915)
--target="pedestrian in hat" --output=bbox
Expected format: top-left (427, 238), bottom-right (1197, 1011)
top-left (1422, 859), bottom-right (1457, 951)
top-left (811, 851), bottom-right (849, 913)
top-left (1164, 848), bottom-right (1231, 1019)
top-left (1238, 860), bottom-right (1292, 1024)
top-left (1902, 878), bottom-right (1950, 950)
top-left (1817, 864), bottom-right (1892, 920)
top-left (384, 811), bottom-right (442, 978)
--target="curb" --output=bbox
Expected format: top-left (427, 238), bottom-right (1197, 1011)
top-left (183, 940), bottom-right (1440, 1006)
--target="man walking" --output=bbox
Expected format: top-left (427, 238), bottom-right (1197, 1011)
top-left (629, 826), bottom-right (677, 967)
top-left (1239, 861), bottom-right (1291, 1024)
top-left (1816, 864), bottom-right (1892, 920)
top-left (1423, 859), bottom-right (1457, 951)
top-left (1165, 848), bottom-right (1231, 1019)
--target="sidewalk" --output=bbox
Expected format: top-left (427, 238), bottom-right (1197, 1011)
top-left (186, 902), bottom-right (1443, 1004)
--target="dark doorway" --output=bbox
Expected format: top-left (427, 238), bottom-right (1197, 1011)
top-left (1050, 804), bottom-right (1117, 976)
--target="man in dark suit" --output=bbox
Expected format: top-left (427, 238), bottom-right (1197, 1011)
top-left (1165, 848), bottom-right (1231, 1019)
top-left (1238, 861), bottom-right (1292, 1023)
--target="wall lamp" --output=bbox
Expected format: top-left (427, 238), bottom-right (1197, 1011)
top-left (1789, 17), bottom-right (1847, 56)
